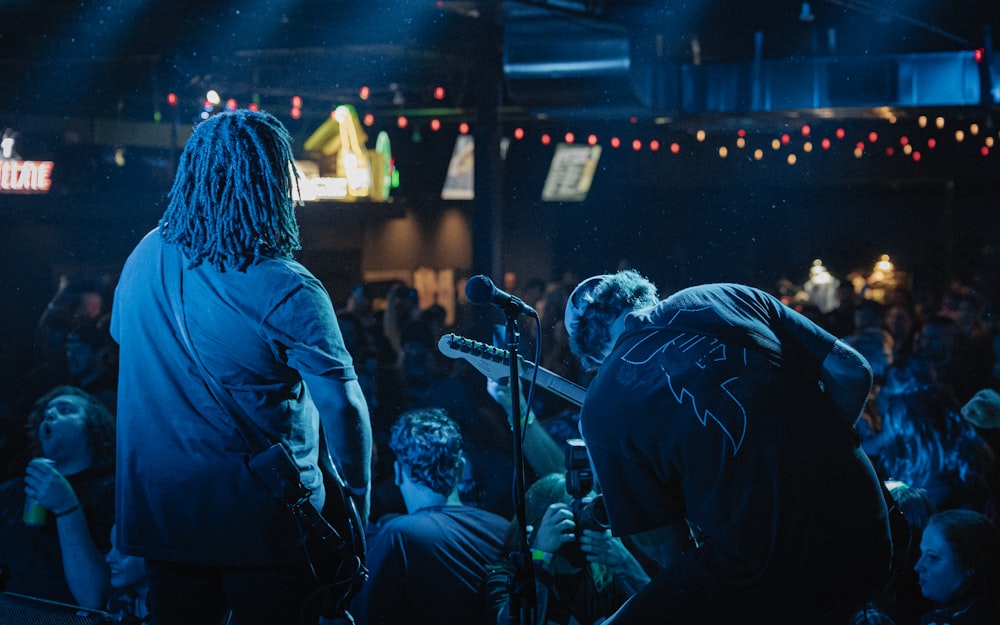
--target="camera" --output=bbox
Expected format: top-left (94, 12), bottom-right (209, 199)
top-left (565, 438), bottom-right (610, 534)
top-left (562, 439), bottom-right (610, 567)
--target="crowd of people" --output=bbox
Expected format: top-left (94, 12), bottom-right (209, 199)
top-left (1, 109), bottom-right (999, 625)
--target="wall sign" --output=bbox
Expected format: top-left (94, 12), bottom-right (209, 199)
top-left (1, 130), bottom-right (54, 194)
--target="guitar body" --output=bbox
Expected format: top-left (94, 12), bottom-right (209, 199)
top-left (313, 434), bottom-right (368, 619)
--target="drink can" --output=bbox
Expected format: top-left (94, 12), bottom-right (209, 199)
top-left (23, 458), bottom-right (55, 527)
top-left (23, 497), bottom-right (47, 526)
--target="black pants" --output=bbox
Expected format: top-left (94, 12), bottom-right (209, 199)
top-left (146, 559), bottom-right (322, 625)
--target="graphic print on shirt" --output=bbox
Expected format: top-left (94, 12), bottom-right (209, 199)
top-left (617, 308), bottom-right (750, 456)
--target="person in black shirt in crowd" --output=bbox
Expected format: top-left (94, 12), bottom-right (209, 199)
top-left (563, 270), bottom-right (893, 625)
top-left (351, 408), bottom-right (508, 625)
top-left (0, 385), bottom-right (114, 608)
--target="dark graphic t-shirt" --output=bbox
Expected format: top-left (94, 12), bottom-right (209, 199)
top-left (581, 284), bottom-right (889, 585)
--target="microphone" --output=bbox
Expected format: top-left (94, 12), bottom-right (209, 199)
top-left (465, 275), bottom-right (537, 317)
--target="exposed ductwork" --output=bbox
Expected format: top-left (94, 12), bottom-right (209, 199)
top-left (502, 1), bottom-right (998, 115)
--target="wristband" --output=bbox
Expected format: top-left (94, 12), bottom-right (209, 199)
top-left (53, 503), bottom-right (81, 518)
top-left (507, 411), bottom-right (536, 430)
top-left (346, 483), bottom-right (369, 497)
top-left (530, 548), bottom-right (553, 565)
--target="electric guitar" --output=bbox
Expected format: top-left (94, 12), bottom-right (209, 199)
top-left (437, 333), bottom-right (587, 406)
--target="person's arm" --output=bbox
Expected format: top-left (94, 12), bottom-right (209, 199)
top-left (819, 340), bottom-right (874, 426)
top-left (492, 503), bottom-right (575, 625)
top-left (763, 287), bottom-right (873, 426)
top-left (302, 374), bottom-right (373, 524)
top-left (55, 505), bottom-right (110, 608)
top-left (486, 378), bottom-right (565, 476)
top-left (579, 529), bottom-right (651, 595)
top-left (24, 460), bottom-right (110, 608)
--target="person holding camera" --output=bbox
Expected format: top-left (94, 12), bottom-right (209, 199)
top-left (563, 271), bottom-right (894, 625)
top-left (486, 472), bottom-right (651, 625)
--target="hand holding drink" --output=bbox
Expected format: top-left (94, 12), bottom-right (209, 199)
top-left (23, 458), bottom-right (78, 526)
top-left (23, 458), bottom-right (55, 526)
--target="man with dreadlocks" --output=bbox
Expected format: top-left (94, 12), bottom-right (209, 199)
top-left (110, 110), bottom-right (372, 625)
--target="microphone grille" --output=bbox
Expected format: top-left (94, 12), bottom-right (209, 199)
top-left (465, 274), bottom-right (494, 305)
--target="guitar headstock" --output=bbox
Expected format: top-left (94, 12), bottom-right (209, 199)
top-left (437, 333), bottom-right (513, 380)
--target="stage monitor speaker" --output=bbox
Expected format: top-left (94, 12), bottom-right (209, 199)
top-left (0, 592), bottom-right (114, 624)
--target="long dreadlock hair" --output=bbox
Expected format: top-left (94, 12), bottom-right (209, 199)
top-left (160, 109), bottom-right (302, 271)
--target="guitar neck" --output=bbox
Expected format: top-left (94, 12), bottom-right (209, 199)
top-left (437, 334), bottom-right (587, 407)
top-left (516, 359), bottom-right (586, 407)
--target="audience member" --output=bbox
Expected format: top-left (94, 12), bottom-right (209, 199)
top-left (914, 509), bottom-right (1000, 624)
top-left (350, 408), bottom-right (508, 625)
top-left (343, 283), bottom-right (374, 325)
top-left (105, 523), bottom-right (149, 624)
top-left (916, 315), bottom-right (993, 405)
top-left (865, 384), bottom-right (996, 519)
top-left (960, 388), bottom-right (1000, 518)
top-left (65, 320), bottom-right (118, 413)
top-left (824, 281), bottom-right (861, 338)
top-left (370, 320), bottom-right (548, 521)
top-left (0, 385), bottom-right (114, 608)
top-left (33, 275), bottom-right (106, 377)
top-left (885, 288), bottom-right (922, 364)
top-left (381, 282), bottom-right (421, 357)
top-left (485, 472), bottom-right (651, 625)
top-left (843, 299), bottom-right (895, 387)
top-left (855, 481), bottom-right (936, 625)
top-left (337, 309), bottom-right (379, 417)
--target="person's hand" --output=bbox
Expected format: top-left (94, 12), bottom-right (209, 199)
top-left (579, 528), bottom-right (631, 570)
top-left (531, 503), bottom-right (576, 554)
top-left (487, 378), bottom-right (534, 429)
top-left (486, 378), bottom-right (512, 410)
top-left (24, 458), bottom-right (79, 514)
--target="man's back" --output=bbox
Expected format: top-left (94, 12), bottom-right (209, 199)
top-left (352, 505), bottom-right (508, 625)
top-left (112, 230), bottom-right (356, 565)
top-left (578, 282), bottom-right (892, 622)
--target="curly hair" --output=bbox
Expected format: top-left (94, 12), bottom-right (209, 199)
top-left (389, 408), bottom-right (464, 497)
top-left (26, 385), bottom-right (116, 472)
top-left (568, 270), bottom-right (659, 370)
top-left (159, 109), bottom-right (302, 271)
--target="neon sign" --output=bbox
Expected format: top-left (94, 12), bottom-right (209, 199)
top-left (297, 106), bottom-right (397, 202)
top-left (1, 130), bottom-right (54, 194)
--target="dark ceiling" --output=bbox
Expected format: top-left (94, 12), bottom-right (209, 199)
top-left (2, 0), bottom-right (998, 123)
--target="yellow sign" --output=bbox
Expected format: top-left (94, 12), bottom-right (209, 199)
top-left (299, 105), bottom-right (396, 202)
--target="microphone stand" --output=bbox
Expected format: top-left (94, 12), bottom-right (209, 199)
top-left (503, 310), bottom-right (535, 625)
